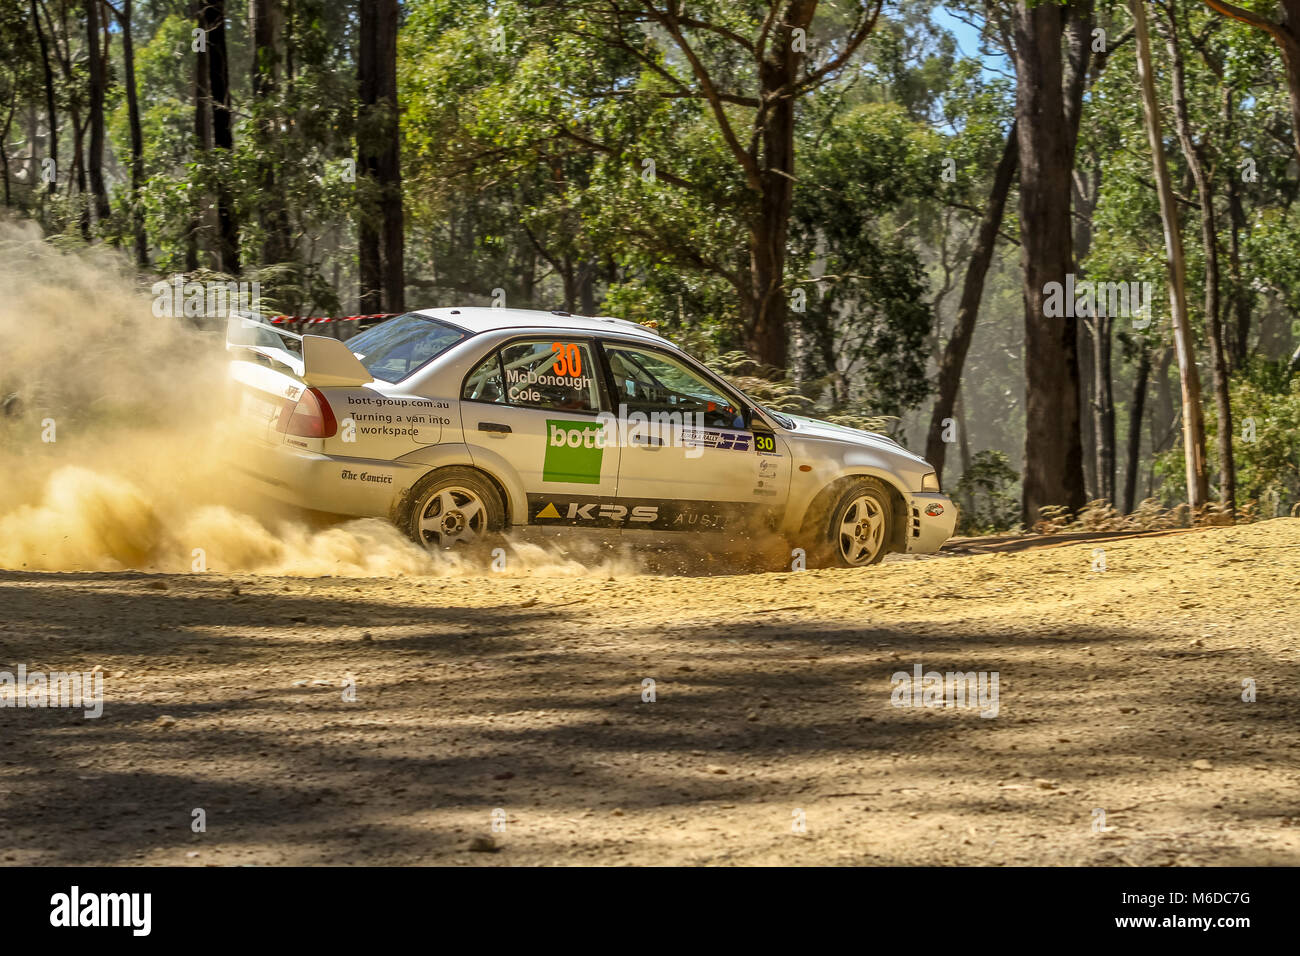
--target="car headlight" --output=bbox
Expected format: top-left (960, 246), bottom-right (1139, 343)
top-left (921, 472), bottom-right (941, 493)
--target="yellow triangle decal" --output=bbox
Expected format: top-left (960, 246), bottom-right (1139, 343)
top-left (536, 502), bottom-right (561, 519)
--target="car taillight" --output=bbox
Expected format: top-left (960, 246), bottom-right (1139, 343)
top-left (277, 387), bottom-right (338, 438)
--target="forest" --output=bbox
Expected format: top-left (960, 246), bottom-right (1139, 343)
top-left (2, 0), bottom-right (1299, 531)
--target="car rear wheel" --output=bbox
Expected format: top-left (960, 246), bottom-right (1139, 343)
top-left (403, 467), bottom-right (505, 552)
top-left (802, 477), bottom-right (894, 569)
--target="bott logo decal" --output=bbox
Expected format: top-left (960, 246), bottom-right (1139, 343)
top-left (543, 420), bottom-right (607, 484)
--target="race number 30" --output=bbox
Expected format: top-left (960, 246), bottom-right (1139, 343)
top-left (755, 434), bottom-right (776, 452)
top-left (551, 343), bottom-right (582, 377)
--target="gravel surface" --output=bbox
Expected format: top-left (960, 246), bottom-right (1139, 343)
top-left (1, 518), bottom-right (1297, 866)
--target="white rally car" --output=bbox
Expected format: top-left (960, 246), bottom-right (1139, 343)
top-left (226, 308), bottom-right (955, 567)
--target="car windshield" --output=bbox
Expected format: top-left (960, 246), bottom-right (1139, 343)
top-left (345, 313), bottom-right (469, 383)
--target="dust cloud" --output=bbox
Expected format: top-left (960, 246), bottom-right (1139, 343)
top-left (0, 222), bottom-right (638, 577)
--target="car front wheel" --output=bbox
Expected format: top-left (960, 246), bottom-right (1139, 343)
top-left (802, 476), bottom-right (895, 568)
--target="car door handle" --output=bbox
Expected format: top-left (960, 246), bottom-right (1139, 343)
top-left (478, 421), bottom-right (512, 434)
top-left (631, 434), bottom-right (662, 447)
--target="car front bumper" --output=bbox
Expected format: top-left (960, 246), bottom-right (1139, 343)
top-left (905, 493), bottom-right (957, 554)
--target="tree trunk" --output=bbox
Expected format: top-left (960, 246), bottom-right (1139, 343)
top-left (252, 0), bottom-right (292, 264)
top-left (955, 386), bottom-right (972, 477)
top-left (1164, 9), bottom-right (1235, 513)
top-left (747, 33), bottom-right (800, 369)
top-left (736, 0), bottom-right (825, 369)
top-left (1072, 154), bottom-right (1114, 507)
top-left (1133, 0), bottom-right (1209, 512)
top-left (1122, 349), bottom-right (1151, 514)
top-left (72, 105), bottom-right (88, 239)
top-left (925, 121), bottom-right (1018, 484)
top-left (1279, 6), bottom-right (1300, 167)
top-left (30, 0), bottom-right (57, 197)
top-left (561, 254), bottom-right (577, 313)
top-left (202, 0), bottom-right (240, 274)
top-left (1011, 0), bottom-right (1088, 525)
top-left (1223, 91), bottom-right (1250, 369)
top-left (189, 0), bottom-right (212, 272)
top-left (110, 0), bottom-right (149, 267)
top-left (357, 0), bottom-right (404, 313)
top-left (1226, 162), bottom-right (1250, 368)
top-left (1152, 347), bottom-right (1175, 453)
top-left (85, 0), bottom-right (110, 226)
top-left (0, 93), bottom-right (13, 207)
top-left (809, 306), bottom-right (843, 407)
top-left (1092, 314), bottom-right (1115, 506)
top-left (1077, 319), bottom-right (1097, 498)
top-left (1062, 0), bottom-right (1095, 160)
top-left (579, 261), bottom-right (597, 315)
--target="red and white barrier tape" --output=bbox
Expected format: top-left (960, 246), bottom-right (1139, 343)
top-left (269, 312), bottom-right (399, 324)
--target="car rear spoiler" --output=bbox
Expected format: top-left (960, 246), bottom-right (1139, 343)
top-left (225, 313), bottom-right (305, 375)
top-left (223, 314), bottom-right (374, 390)
top-left (226, 313), bottom-right (374, 388)
top-left (299, 335), bottom-right (374, 387)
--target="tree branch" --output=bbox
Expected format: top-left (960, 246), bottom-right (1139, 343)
top-left (676, 14), bottom-right (756, 53)
top-left (790, 0), bottom-right (884, 96)
top-left (553, 126), bottom-right (702, 193)
top-left (1202, 0), bottom-right (1282, 40)
top-left (586, 89), bottom-right (760, 107)
top-left (640, 1), bottom-right (763, 190)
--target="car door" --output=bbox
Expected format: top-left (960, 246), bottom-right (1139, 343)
top-left (461, 335), bottom-right (625, 527)
top-left (599, 338), bottom-right (791, 533)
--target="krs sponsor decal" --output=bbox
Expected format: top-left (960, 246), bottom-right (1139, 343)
top-left (529, 496), bottom-right (772, 532)
top-left (543, 420), bottom-right (608, 484)
top-left (533, 499), bottom-right (658, 524)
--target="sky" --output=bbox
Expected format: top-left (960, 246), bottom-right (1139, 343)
top-left (931, 4), bottom-right (1013, 78)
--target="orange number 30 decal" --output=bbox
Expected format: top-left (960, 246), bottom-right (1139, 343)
top-left (551, 343), bottom-right (582, 377)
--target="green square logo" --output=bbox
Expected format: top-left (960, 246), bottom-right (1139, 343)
top-left (544, 420), bottom-right (606, 484)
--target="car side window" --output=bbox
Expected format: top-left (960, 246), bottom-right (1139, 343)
top-left (462, 352), bottom-right (506, 404)
top-left (498, 339), bottom-right (600, 413)
top-left (602, 343), bottom-right (743, 429)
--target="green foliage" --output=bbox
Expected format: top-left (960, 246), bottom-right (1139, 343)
top-left (792, 101), bottom-right (942, 415)
top-left (953, 450), bottom-right (1021, 534)
top-left (1222, 364), bottom-right (1300, 513)
top-left (399, 0), bottom-right (945, 418)
top-left (3, 0), bottom-right (1297, 519)
top-left (1155, 362), bottom-right (1300, 514)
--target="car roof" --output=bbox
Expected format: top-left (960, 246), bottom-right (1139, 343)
top-left (411, 307), bottom-right (672, 343)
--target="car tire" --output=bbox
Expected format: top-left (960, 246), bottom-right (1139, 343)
top-left (402, 466), bottom-right (506, 553)
top-left (800, 476), bottom-right (895, 569)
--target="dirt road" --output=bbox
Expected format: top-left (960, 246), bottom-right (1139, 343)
top-left (2, 519), bottom-right (1297, 866)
